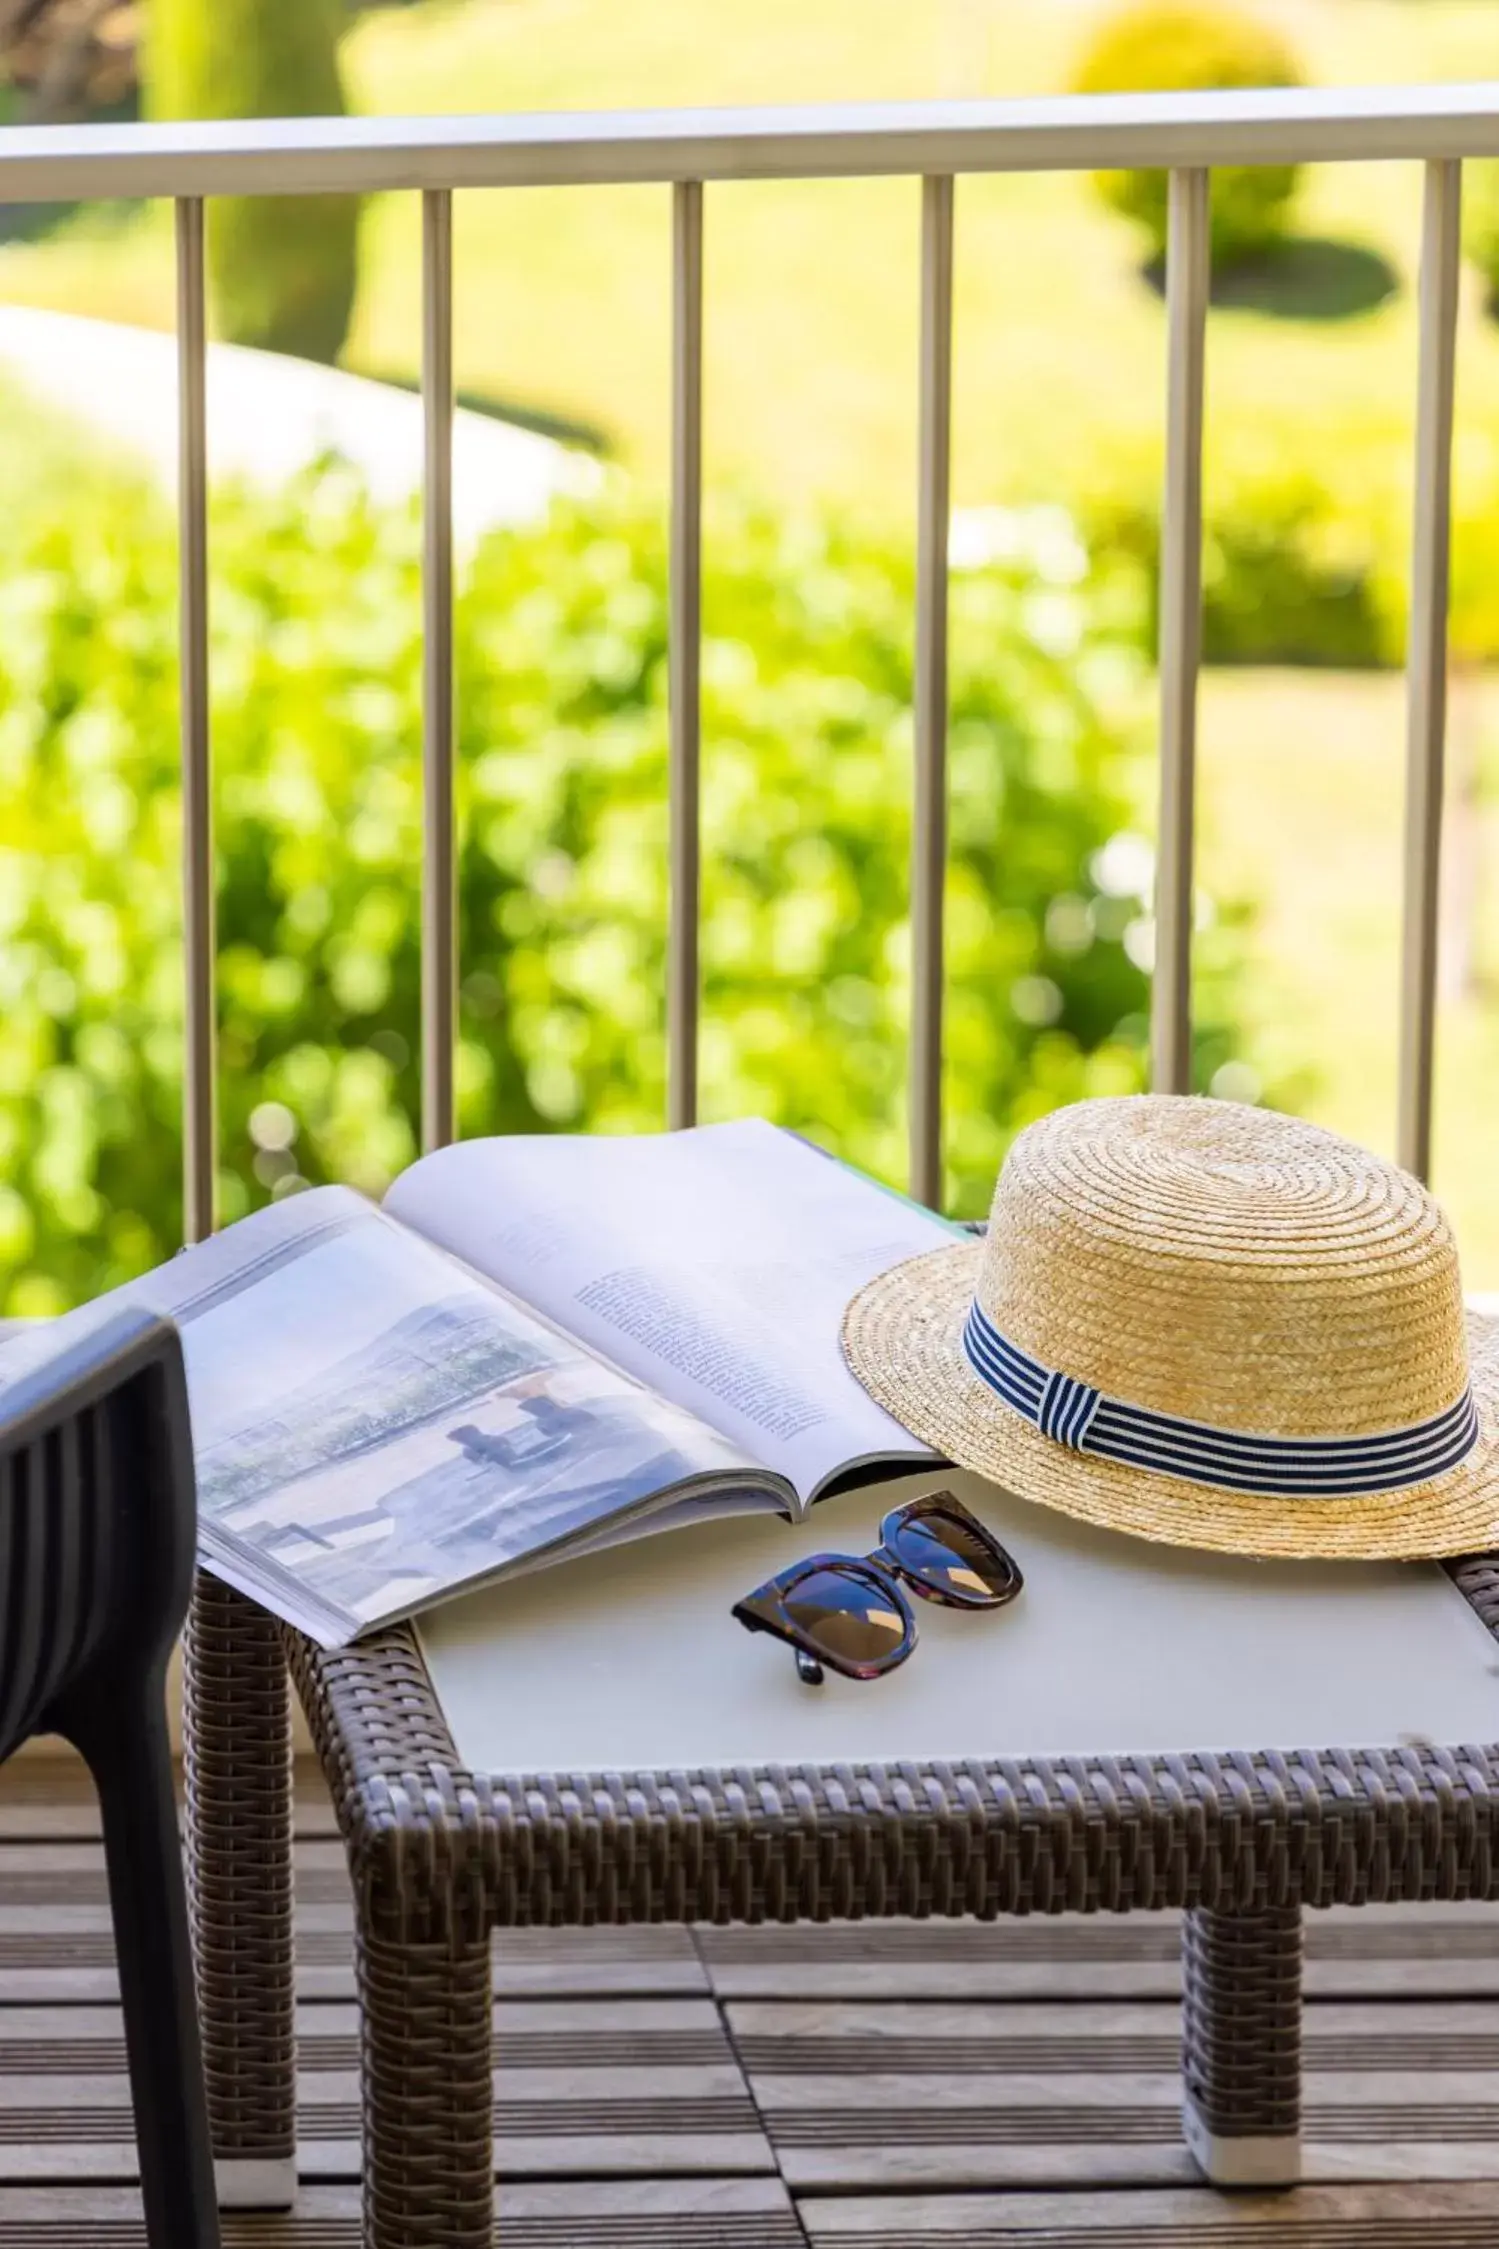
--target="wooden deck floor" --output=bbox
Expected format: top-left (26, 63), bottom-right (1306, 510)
top-left (2, 1758), bottom-right (1498, 2245)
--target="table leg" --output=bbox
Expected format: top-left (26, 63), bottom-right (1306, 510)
top-left (358, 1925), bottom-right (494, 2249)
top-left (1181, 1904), bottom-right (1302, 2187)
top-left (183, 1574), bottom-right (298, 2209)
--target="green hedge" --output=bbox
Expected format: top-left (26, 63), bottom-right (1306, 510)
top-left (0, 461), bottom-right (1254, 1312)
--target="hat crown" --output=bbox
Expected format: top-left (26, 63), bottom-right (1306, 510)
top-left (979, 1097), bottom-right (1467, 1438)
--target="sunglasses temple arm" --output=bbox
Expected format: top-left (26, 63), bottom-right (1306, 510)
top-left (733, 1600), bottom-right (826, 1687)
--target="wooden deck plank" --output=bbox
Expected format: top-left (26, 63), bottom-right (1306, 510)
top-left (737, 1993), bottom-right (1499, 2190)
top-left (797, 2181), bottom-right (1499, 2243)
top-left (0, 1756), bottom-right (339, 1842)
top-left (0, 2177), bottom-right (805, 2244)
top-left (762, 2122), bottom-right (1499, 2191)
top-left (696, 1908), bottom-right (1499, 2002)
top-left (727, 1999), bottom-right (1499, 2075)
top-left (0, 1998), bottom-right (730, 2075)
top-left (0, 2020), bottom-right (772, 2180)
top-left (11, 1895), bottom-right (1498, 2008)
top-left (0, 2140), bottom-right (777, 2188)
top-left (0, 1841), bottom-right (352, 1905)
top-left (0, 1921), bottom-right (711, 2006)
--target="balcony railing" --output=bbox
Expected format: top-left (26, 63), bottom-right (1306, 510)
top-left (3, 85), bottom-right (1498, 1234)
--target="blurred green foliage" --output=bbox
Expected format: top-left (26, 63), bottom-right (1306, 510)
top-left (146, 0), bottom-right (361, 363)
top-left (1086, 464), bottom-right (1388, 669)
top-left (1074, 0), bottom-right (1304, 271)
top-left (1463, 161), bottom-right (1499, 319)
top-left (0, 458), bottom-right (1256, 1313)
top-left (1079, 427), bottom-right (1499, 670)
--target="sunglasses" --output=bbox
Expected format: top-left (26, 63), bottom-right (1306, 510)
top-left (732, 1490), bottom-right (1022, 1686)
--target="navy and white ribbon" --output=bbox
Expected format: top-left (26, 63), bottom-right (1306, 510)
top-left (961, 1299), bottom-right (1478, 1497)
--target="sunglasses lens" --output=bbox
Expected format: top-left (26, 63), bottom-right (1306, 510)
top-left (888, 1508), bottom-right (1018, 1604)
top-left (783, 1568), bottom-right (908, 1668)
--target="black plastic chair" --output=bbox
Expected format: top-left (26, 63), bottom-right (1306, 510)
top-left (0, 1305), bottom-right (221, 2248)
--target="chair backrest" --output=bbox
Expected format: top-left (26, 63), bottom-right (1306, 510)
top-left (0, 1307), bottom-right (196, 1763)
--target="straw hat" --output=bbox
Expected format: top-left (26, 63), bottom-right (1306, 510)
top-left (842, 1095), bottom-right (1499, 1560)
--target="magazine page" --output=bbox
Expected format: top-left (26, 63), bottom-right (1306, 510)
top-left (0, 1187), bottom-right (782, 1645)
top-left (385, 1119), bottom-right (961, 1504)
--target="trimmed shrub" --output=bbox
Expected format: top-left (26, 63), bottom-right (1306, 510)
top-left (146, 0), bottom-right (360, 364)
top-left (1074, 1), bottom-right (1305, 271)
top-left (0, 457), bottom-right (1256, 1311)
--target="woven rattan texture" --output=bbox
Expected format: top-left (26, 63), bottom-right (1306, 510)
top-left (1181, 1906), bottom-right (1303, 2137)
top-left (183, 1573), bottom-right (296, 2164)
top-left (277, 1557), bottom-right (1499, 1938)
top-left (356, 1928), bottom-right (494, 2249)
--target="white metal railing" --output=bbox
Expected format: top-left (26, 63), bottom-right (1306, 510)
top-left (3, 85), bottom-right (1497, 1232)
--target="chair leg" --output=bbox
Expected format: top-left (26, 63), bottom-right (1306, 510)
top-left (184, 1574), bottom-right (298, 2209)
top-left (67, 1676), bottom-right (222, 2249)
top-left (1181, 1904), bottom-right (1303, 2187)
top-left (357, 1924), bottom-right (494, 2249)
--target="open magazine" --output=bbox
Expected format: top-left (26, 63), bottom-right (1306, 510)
top-left (0, 1122), bottom-right (962, 1647)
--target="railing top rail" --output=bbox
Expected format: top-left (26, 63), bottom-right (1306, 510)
top-left (3, 83), bottom-right (1499, 201)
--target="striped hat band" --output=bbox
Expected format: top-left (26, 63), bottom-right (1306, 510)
top-left (961, 1296), bottom-right (1479, 1499)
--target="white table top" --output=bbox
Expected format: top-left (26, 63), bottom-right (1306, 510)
top-left (418, 1469), bottom-right (1499, 1776)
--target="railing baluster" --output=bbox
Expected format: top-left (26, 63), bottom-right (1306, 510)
top-left (1152, 166), bottom-right (1210, 1097)
top-left (910, 172), bottom-right (954, 1208)
top-left (176, 197), bottom-right (214, 1243)
top-left (668, 179), bottom-right (704, 1130)
top-left (422, 186), bottom-right (457, 1153)
top-left (1398, 157), bottom-right (1462, 1183)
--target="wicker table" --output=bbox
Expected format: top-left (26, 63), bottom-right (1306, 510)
top-left (184, 1466), bottom-right (1499, 2249)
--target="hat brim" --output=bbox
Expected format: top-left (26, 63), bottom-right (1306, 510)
top-left (842, 1240), bottom-right (1499, 1561)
